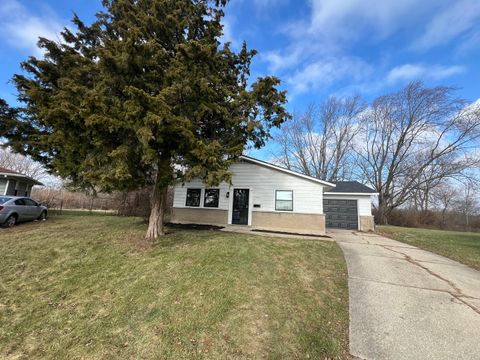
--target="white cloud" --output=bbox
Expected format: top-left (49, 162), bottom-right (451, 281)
top-left (305, 0), bottom-right (449, 42)
top-left (287, 56), bottom-right (373, 95)
top-left (413, 0), bottom-right (480, 50)
top-left (0, 0), bottom-right (65, 56)
top-left (386, 64), bottom-right (465, 84)
top-left (220, 16), bottom-right (236, 46)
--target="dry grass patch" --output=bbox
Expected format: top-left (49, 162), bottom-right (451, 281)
top-left (0, 213), bottom-right (349, 359)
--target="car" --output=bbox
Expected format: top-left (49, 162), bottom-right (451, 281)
top-left (0, 196), bottom-right (48, 228)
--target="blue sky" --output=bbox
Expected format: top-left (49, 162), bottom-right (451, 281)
top-left (1, 0), bottom-right (480, 159)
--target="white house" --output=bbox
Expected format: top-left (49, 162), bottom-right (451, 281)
top-left (0, 167), bottom-right (43, 197)
top-left (171, 155), bottom-right (377, 235)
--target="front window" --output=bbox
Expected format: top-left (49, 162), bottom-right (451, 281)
top-left (275, 190), bottom-right (293, 211)
top-left (204, 189), bottom-right (219, 208)
top-left (185, 189), bottom-right (201, 207)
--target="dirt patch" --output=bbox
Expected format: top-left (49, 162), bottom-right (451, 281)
top-left (166, 223), bottom-right (224, 231)
top-left (252, 229), bottom-right (331, 239)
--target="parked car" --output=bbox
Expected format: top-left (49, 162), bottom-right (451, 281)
top-left (0, 196), bottom-right (48, 228)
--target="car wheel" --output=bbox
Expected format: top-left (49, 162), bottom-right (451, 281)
top-left (38, 211), bottom-right (47, 221)
top-left (3, 215), bottom-right (17, 228)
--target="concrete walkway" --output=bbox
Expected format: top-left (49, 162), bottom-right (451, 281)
top-left (330, 229), bottom-right (480, 360)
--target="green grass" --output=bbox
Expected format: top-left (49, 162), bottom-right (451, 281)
top-left (378, 225), bottom-right (480, 270)
top-left (0, 214), bottom-right (349, 359)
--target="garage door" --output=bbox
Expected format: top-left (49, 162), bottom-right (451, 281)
top-left (324, 199), bottom-right (358, 229)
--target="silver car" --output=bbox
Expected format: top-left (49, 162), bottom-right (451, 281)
top-left (0, 196), bottom-right (48, 228)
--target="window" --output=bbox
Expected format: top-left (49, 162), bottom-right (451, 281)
top-left (185, 188), bottom-right (201, 207)
top-left (14, 199), bottom-right (26, 206)
top-left (24, 198), bottom-right (37, 206)
top-left (204, 189), bottom-right (219, 208)
top-left (0, 197), bottom-right (12, 204)
top-left (275, 190), bottom-right (293, 211)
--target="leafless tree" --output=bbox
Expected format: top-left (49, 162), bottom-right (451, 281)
top-left (0, 146), bottom-right (47, 180)
top-left (355, 81), bottom-right (480, 224)
top-left (274, 96), bottom-right (365, 182)
top-left (454, 179), bottom-right (479, 228)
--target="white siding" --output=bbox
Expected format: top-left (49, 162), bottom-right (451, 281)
top-left (0, 179), bottom-right (6, 195)
top-left (173, 160), bottom-right (325, 214)
top-left (323, 194), bottom-right (373, 216)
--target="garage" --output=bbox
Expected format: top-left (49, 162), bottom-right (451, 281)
top-left (324, 198), bottom-right (358, 229)
top-left (323, 181), bottom-right (378, 231)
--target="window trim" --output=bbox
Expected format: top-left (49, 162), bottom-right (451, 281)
top-left (275, 190), bottom-right (293, 211)
top-left (185, 188), bottom-right (202, 207)
top-left (203, 188), bottom-right (220, 208)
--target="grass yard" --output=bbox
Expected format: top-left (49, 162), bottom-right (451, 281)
top-left (378, 226), bottom-right (480, 270)
top-left (0, 214), bottom-right (349, 359)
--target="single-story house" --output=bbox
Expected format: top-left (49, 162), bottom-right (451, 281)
top-left (171, 156), bottom-right (377, 235)
top-left (0, 167), bottom-right (43, 197)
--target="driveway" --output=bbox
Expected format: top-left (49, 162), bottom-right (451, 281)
top-left (330, 230), bottom-right (480, 360)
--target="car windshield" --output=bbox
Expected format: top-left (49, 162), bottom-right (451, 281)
top-left (0, 196), bottom-right (12, 204)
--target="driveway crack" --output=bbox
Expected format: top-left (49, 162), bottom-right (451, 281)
top-left (378, 244), bottom-right (480, 316)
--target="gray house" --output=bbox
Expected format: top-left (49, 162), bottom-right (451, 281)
top-left (0, 167), bottom-right (43, 197)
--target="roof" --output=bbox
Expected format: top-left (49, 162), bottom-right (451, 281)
top-left (0, 167), bottom-right (44, 186)
top-left (0, 167), bottom-right (22, 175)
top-left (239, 155), bottom-right (336, 187)
top-left (325, 181), bottom-right (377, 195)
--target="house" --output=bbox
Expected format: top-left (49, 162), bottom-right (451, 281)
top-left (0, 167), bottom-right (43, 197)
top-left (171, 156), bottom-right (377, 235)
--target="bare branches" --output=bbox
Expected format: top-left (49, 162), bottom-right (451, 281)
top-left (274, 96), bottom-right (365, 182)
top-left (356, 81), bottom-right (480, 223)
top-left (0, 146), bottom-right (47, 180)
top-left (274, 81), bottom-right (480, 225)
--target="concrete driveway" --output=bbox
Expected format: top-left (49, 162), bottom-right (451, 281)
top-left (330, 230), bottom-right (480, 360)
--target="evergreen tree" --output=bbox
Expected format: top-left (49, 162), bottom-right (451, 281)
top-left (1, 0), bottom-right (289, 238)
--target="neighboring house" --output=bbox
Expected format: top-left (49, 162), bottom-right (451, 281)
top-left (0, 167), bottom-right (43, 197)
top-left (171, 156), bottom-right (377, 235)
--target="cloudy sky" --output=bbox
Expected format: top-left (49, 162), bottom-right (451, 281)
top-left (1, 0), bottom-right (479, 157)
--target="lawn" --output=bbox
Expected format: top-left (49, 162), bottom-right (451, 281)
top-left (378, 225), bottom-right (480, 270)
top-left (0, 214), bottom-right (349, 359)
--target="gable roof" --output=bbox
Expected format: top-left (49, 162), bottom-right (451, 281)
top-left (239, 155), bottom-right (336, 187)
top-left (0, 167), bottom-right (44, 186)
top-left (325, 181), bottom-right (377, 195)
top-left (0, 167), bottom-right (22, 175)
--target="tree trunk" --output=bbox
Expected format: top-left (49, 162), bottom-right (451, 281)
top-left (146, 185), bottom-right (168, 239)
top-left (376, 195), bottom-right (390, 225)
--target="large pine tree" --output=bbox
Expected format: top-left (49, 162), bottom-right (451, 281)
top-left (2, 0), bottom-right (289, 238)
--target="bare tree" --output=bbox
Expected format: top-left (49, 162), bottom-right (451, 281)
top-left (274, 96), bottom-right (365, 182)
top-left (355, 81), bottom-right (480, 224)
top-left (0, 146), bottom-right (47, 180)
top-left (431, 181), bottom-right (459, 228)
top-left (454, 179), bottom-right (479, 228)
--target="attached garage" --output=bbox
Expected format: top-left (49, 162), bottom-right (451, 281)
top-left (324, 181), bottom-right (377, 232)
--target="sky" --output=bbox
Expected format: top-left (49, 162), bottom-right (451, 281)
top-left (1, 0), bottom-right (480, 160)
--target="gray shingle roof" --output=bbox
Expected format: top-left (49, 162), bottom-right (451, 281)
top-left (329, 181), bottom-right (376, 194)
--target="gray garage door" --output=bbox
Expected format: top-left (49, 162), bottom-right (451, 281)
top-left (324, 199), bottom-right (358, 229)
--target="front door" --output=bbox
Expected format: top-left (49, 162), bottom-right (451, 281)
top-left (232, 189), bottom-right (249, 225)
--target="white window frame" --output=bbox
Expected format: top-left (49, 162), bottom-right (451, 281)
top-left (274, 190), bottom-right (294, 212)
